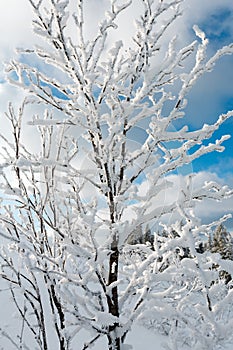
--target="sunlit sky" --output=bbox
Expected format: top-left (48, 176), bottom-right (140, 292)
top-left (0, 0), bottom-right (233, 229)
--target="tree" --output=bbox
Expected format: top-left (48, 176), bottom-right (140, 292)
top-left (127, 224), bottom-right (153, 245)
top-left (0, 0), bottom-right (233, 349)
top-left (208, 224), bottom-right (233, 283)
top-left (210, 224), bottom-right (233, 261)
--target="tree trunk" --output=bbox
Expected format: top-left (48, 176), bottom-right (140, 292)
top-left (107, 248), bottom-right (121, 350)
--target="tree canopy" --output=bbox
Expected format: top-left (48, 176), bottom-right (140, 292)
top-left (0, 1), bottom-right (233, 349)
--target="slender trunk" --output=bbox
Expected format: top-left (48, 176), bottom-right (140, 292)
top-left (105, 160), bottom-right (121, 349)
top-left (50, 283), bottom-right (66, 350)
top-left (107, 249), bottom-right (121, 350)
top-left (39, 299), bottom-right (48, 350)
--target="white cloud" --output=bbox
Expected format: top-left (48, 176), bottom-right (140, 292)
top-left (0, 0), bottom-right (35, 79)
top-left (192, 171), bottom-right (233, 228)
top-left (183, 171), bottom-right (233, 229)
top-left (137, 171), bottom-right (233, 231)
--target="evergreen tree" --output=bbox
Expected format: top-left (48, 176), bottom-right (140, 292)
top-left (209, 224), bottom-right (233, 283)
top-left (211, 224), bottom-right (233, 260)
top-left (127, 224), bottom-right (154, 246)
top-left (126, 224), bottom-right (143, 245)
top-left (144, 225), bottom-right (154, 246)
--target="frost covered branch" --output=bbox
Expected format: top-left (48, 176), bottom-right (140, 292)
top-left (0, 1), bottom-right (233, 350)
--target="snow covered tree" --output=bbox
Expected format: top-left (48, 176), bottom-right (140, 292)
top-left (0, 1), bottom-right (233, 349)
top-left (210, 224), bottom-right (233, 261)
top-left (127, 224), bottom-right (153, 245)
top-left (207, 224), bottom-right (233, 284)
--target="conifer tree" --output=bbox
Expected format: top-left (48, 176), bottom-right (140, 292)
top-left (209, 224), bottom-right (233, 283)
top-left (211, 224), bottom-right (233, 260)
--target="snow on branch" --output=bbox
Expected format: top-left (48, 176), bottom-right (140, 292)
top-left (0, 1), bottom-right (233, 349)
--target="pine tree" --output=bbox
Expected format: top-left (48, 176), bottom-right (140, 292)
top-left (144, 225), bottom-right (154, 246)
top-left (127, 224), bottom-right (154, 246)
top-left (211, 224), bottom-right (233, 260)
top-left (126, 224), bottom-right (143, 245)
top-left (209, 224), bottom-right (233, 283)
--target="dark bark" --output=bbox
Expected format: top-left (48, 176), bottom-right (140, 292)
top-left (107, 248), bottom-right (121, 350)
top-left (50, 283), bottom-right (66, 350)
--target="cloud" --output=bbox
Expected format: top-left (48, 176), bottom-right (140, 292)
top-left (192, 171), bottom-right (233, 230)
top-left (0, 0), bottom-right (35, 79)
top-left (0, 83), bottom-right (51, 157)
top-left (137, 171), bottom-right (233, 231)
top-left (1, 0), bottom-right (232, 54)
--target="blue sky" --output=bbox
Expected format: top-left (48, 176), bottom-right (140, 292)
top-left (0, 0), bottom-right (233, 229)
top-left (185, 5), bottom-right (233, 179)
